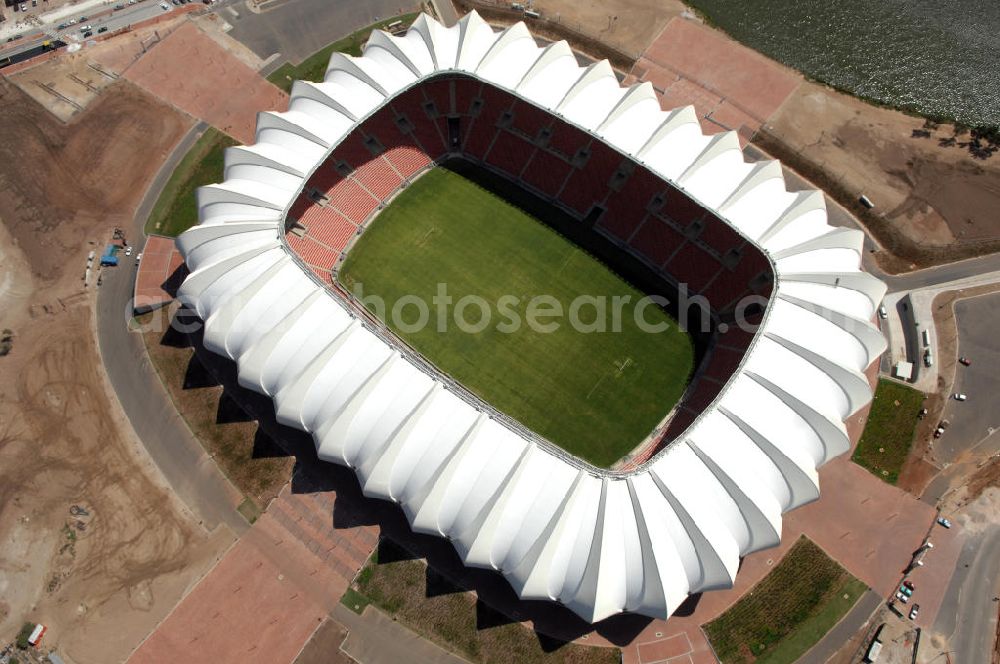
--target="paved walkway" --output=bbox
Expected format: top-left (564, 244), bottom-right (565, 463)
top-left (628, 17), bottom-right (800, 142)
top-left (124, 20), bottom-right (287, 144)
top-left (334, 604), bottom-right (470, 664)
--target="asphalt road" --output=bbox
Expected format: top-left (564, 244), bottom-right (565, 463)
top-left (223, 0), bottom-right (417, 63)
top-left (933, 292), bottom-right (1000, 464)
top-left (94, 121), bottom-right (247, 535)
top-left (2, 0), bottom-right (177, 60)
top-left (931, 526), bottom-right (1000, 664)
top-left (797, 590), bottom-right (883, 664)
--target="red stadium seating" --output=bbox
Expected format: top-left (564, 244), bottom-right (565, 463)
top-left (352, 156), bottom-right (404, 200)
top-left (330, 132), bottom-right (374, 171)
top-left (298, 204), bottom-right (357, 253)
top-left (326, 176), bottom-right (379, 224)
top-left (664, 242), bottom-right (723, 294)
top-left (510, 100), bottom-right (551, 139)
top-left (626, 217), bottom-right (684, 265)
top-left (662, 189), bottom-right (706, 228)
top-left (485, 130), bottom-right (536, 178)
top-left (559, 141), bottom-right (621, 215)
top-left (453, 77), bottom-right (482, 115)
top-left (462, 114), bottom-right (497, 160)
top-left (422, 78), bottom-right (453, 116)
top-left (697, 214), bottom-right (744, 256)
top-left (600, 169), bottom-right (666, 240)
top-left (384, 144), bottom-right (432, 178)
top-left (521, 149), bottom-right (572, 199)
top-left (546, 122), bottom-right (590, 158)
top-left (702, 346), bottom-right (745, 383)
top-left (389, 88), bottom-right (447, 158)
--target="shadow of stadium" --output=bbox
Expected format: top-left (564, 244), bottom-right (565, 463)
top-left (172, 307), bottom-right (653, 648)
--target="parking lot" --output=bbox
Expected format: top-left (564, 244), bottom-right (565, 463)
top-left (934, 291), bottom-right (1000, 463)
top-left (2, 0), bottom-right (187, 61)
top-left (223, 0), bottom-right (414, 63)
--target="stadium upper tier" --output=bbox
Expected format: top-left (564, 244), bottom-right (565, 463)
top-left (175, 11), bottom-right (887, 623)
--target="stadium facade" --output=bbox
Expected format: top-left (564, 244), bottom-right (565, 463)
top-left (175, 12), bottom-right (887, 623)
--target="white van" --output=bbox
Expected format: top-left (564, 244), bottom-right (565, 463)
top-left (922, 330), bottom-right (931, 347)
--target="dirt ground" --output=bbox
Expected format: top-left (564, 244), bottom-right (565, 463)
top-left (0, 79), bottom-right (191, 279)
top-left (8, 52), bottom-right (119, 122)
top-left (0, 78), bottom-right (233, 663)
top-left (528, 0), bottom-right (686, 57)
top-left (764, 82), bottom-right (1000, 268)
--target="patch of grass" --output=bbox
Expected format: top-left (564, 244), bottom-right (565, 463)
top-left (237, 497), bottom-right (262, 524)
top-left (338, 168), bottom-right (695, 468)
top-left (353, 540), bottom-right (618, 664)
top-left (145, 128), bottom-right (237, 237)
top-left (267, 14), bottom-right (420, 93)
top-left (755, 577), bottom-right (867, 664)
top-left (15, 623), bottom-right (33, 650)
top-left (705, 537), bottom-right (867, 664)
top-left (137, 307), bottom-right (292, 509)
top-left (340, 587), bottom-right (371, 615)
top-left (852, 378), bottom-right (926, 484)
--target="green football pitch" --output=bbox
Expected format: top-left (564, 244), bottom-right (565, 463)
top-left (338, 167), bottom-right (694, 468)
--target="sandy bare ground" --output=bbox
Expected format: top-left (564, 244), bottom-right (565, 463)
top-left (763, 82), bottom-right (1000, 269)
top-left (528, 0), bottom-right (686, 57)
top-left (0, 79), bottom-right (233, 662)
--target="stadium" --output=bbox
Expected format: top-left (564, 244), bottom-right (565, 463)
top-left (175, 11), bottom-right (886, 624)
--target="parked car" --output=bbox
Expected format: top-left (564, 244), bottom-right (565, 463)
top-left (918, 407), bottom-right (928, 419)
top-left (79, 24), bottom-right (92, 31)
top-left (125, 246), bottom-right (133, 257)
top-left (937, 517), bottom-right (952, 529)
top-left (953, 393), bottom-right (967, 401)
top-left (97, 26), bottom-right (108, 33)
top-left (899, 584), bottom-right (913, 597)
top-left (135, 252), bottom-right (143, 264)
top-left (902, 580), bottom-right (915, 590)
top-left (959, 356), bottom-right (972, 366)
top-left (19, 3), bottom-right (27, 12)
top-left (909, 604), bottom-right (920, 620)
top-left (895, 591), bottom-right (909, 604)
top-left (78, 15), bottom-right (88, 20)
top-left (933, 420), bottom-right (950, 438)
top-left (82, 30), bottom-right (92, 37)
top-left (878, 304), bottom-right (888, 319)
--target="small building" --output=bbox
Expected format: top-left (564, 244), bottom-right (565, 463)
top-left (894, 361), bottom-right (913, 381)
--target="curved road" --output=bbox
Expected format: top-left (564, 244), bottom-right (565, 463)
top-left (95, 121), bottom-right (247, 535)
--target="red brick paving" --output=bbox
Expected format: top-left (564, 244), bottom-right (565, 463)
top-left (629, 18), bottom-right (800, 143)
top-left (123, 21), bottom-right (287, 145)
top-left (131, 485), bottom-right (378, 663)
top-left (129, 537), bottom-right (327, 664)
top-left (135, 235), bottom-right (185, 310)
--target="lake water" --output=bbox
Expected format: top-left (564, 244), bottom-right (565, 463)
top-left (686, 0), bottom-right (1000, 126)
